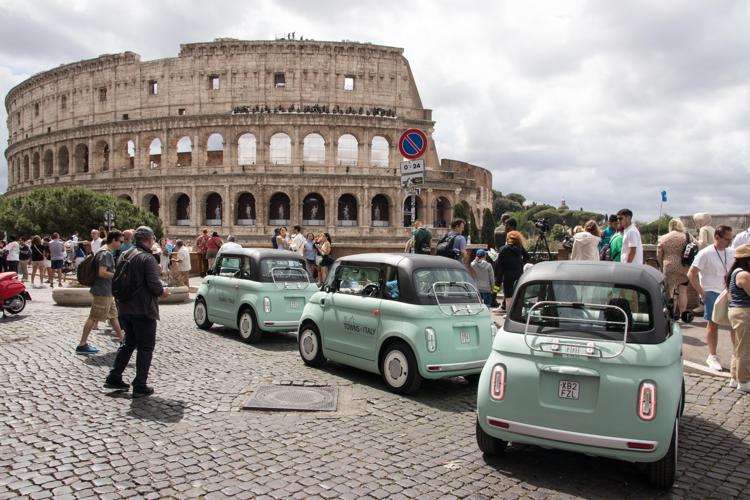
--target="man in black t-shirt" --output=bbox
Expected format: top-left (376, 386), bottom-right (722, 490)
top-left (18, 237), bottom-right (31, 282)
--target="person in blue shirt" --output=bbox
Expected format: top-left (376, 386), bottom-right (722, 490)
top-left (599, 215), bottom-right (618, 254)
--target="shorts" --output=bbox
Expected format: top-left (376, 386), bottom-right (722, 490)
top-left (88, 295), bottom-right (119, 322)
top-left (50, 260), bottom-right (64, 270)
top-left (704, 291), bottom-right (720, 322)
top-left (32, 260), bottom-right (46, 273)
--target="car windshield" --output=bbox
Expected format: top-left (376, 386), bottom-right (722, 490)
top-left (412, 268), bottom-right (481, 305)
top-left (258, 258), bottom-right (310, 283)
top-left (510, 281), bottom-right (653, 334)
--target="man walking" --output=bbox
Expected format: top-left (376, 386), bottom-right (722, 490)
top-left (196, 228), bottom-right (209, 277)
top-left (48, 232), bottom-right (66, 287)
top-left (617, 209), bottom-right (643, 264)
top-left (688, 225), bottom-right (736, 371)
top-left (76, 230), bottom-right (124, 355)
top-left (105, 226), bottom-right (168, 397)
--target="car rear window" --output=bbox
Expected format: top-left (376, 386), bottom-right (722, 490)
top-left (258, 258), bottom-right (310, 283)
top-left (510, 281), bottom-right (653, 334)
top-left (412, 268), bottom-right (481, 305)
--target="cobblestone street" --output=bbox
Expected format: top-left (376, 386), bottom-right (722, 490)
top-left (1, 290), bottom-right (749, 499)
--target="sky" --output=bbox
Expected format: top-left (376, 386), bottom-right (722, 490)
top-left (0, 0), bottom-right (748, 220)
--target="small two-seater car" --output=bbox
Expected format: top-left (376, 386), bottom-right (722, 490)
top-left (194, 249), bottom-right (318, 343)
top-left (297, 253), bottom-right (495, 394)
top-left (476, 261), bottom-right (684, 488)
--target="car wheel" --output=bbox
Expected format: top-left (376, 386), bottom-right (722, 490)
top-left (238, 309), bottom-right (262, 344)
top-left (475, 418), bottom-right (508, 455)
top-left (647, 419), bottom-right (678, 489)
top-left (193, 299), bottom-right (213, 330)
top-left (381, 341), bottom-right (422, 394)
top-left (298, 324), bottom-right (326, 367)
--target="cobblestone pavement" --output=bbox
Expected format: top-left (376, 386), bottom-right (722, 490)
top-left (1, 289), bottom-right (749, 499)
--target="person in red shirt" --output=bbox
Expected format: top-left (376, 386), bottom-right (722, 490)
top-left (195, 228), bottom-right (210, 277)
top-left (206, 232), bottom-right (223, 270)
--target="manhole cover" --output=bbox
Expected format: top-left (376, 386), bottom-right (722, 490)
top-left (243, 385), bottom-right (338, 412)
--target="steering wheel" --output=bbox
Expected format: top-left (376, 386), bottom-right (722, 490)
top-left (361, 284), bottom-right (380, 297)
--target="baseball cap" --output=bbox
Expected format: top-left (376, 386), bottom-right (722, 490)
top-left (476, 249), bottom-right (487, 257)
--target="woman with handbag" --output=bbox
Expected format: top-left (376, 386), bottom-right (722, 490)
top-left (315, 233), bottom-right (333, 285)
top-left (657, 218), bottom-right (697, 320)
top-left (726, 244), bottom-right (750, 392)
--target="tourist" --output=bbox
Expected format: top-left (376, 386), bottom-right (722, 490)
top-left (206, 231), bottom-right (223, 269)
top-left (30, 236), bottom-right (47, 288)
top-left (437, 219), bottom-right (468, 263)
top-left (493, 214), bottom-right (511, 250)
top-left (158, 238), bottom-right (170, 278)
top-left (303, 232), bottom-right (318, 277)
top-left (90, 229), bottom-right (103, 253)
top-left (170, 240), bottom-right (191, 287)
top-left (657, 218), bottom-right (697, 320)
top-left (693, 213), bottom-right (715, 250)
top-left (76, 230), bottom-right (124, 355)
top-left (17, 237), bottom-right (30, 282)
top-left (289, 225), bottom-right (306, 257)
top-left (271, 228), bottom-right (280, 249)
top-left (471, 249), bottom-right (495, 306)
top-left (727, 244), bottom-right (750, 392)
top-left (496, 230), bottom-right (530, 311)
top-left (315, 233), bottom-right (333, 285)
top-left (617, 209), bottom-right (643, 264)
top-left (216, 235), bottom-right (242, 258)
top-left (412, 220), bottom-right (432, 255)
top-left (599, 215), bottom-right (618, 254)
top-left (733, 224), bottom-right (750, 248)
top-left (571, 220), bottom-right (601, 261)
top-left (105, 226), bottom-right (169, 398)
top-left (688, 225), bottom-right (736, 371)
top-left (276, 227), bottom-right (291, 251)
top-left (0, 241), bottom-right (6, 272)
top-left (195, 228), bottom-right (209, 277)
top-left (4, 236), bottom-right (20, 275)
top-left (74, 240), bottom-right (86, 268)
top-left (47, 233), bottom-right (66, 288)
top-left (609, 226), bottom-right (624, 262)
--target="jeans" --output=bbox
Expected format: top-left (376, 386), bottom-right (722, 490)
top-left (480, 292), bottom-right (492, 306)
top-left (109, 315), bottom-right (157, 388)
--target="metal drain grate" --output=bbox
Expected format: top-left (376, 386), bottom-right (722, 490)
top-left (243, 385), bottom-right (338, 412)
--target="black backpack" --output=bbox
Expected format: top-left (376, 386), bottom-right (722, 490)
top-left (76, 249), bottom-right (106, 286)
top-left (112, 247), bottom-right (141, 302)
top-left (435, 233), bottom-right (459, 259)
top-left (681, 233), bottom-right (699, 266)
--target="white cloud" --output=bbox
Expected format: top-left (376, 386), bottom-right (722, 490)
top-left (0, 0), bottom-right (748, 220)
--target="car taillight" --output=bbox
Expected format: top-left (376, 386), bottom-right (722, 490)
top-left (490, 364), bottom-right (506, 400)
top-left (638, 381), bottom-right (656, 421)
top-left (424, 327), bottom-right (437, 352)
top-left (263, 297), bottom-right (271, 313)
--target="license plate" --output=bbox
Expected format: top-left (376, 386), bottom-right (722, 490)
top-left (288, 300), bottom-right (300, 310)
top-left (558, 380), bottom-right (580, 400)
top-left (460, 331), bottom-right (471, 344)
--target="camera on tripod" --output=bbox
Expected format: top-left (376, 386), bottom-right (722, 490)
top-left (533, 217), bottom-right (550, 235)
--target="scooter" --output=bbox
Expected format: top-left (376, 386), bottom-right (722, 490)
top-left (0, 272), bottom-right (31, 318)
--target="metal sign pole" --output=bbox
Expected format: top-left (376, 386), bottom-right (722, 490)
top-left (410, 193), bottom-right (416, 226)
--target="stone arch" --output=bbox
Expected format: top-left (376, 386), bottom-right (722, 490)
top-left (237, 133), bottom-right (257, 165)
top-left (32, 152), bottom-right (40, 179)
top-left (148, 138), bottom-right (162, 169)
top-left (337, 134), bottom-right (358, 166)
top-left (125, 139), bottom-right (136, 169)
top-left (143, 194), bottom-right (160, 217)
top-left (206, 132), bottom-right (224, 166)
top-left (270, 133), bottom-right (292, 165)
top-left (23, 155), bottom-right (30, 181)
top-left (337, 193), bottom-right (358, 226)
top-left (236, 192), bottom-right (256, 225)
top-left (174, 193), bottom-right (191, 224)
top-left (43, 150), bottom-right (53, 177)
top-left (371, 194), bottom-right (391, 227)
top-left (303, 133), bottom-right (325, 164)
top-left (371, 136), bottom-right (389, 167)
top-left (269, 192), bottom-right (291, 225)
top-left (58, 146), bottom-right (69, 175)
top-left (176, 136), bottom-right (192, 167)
top-left (74, 143), bottom-right (89, 173)
top-left (434, 196), bottom-right (452, 228)
top-left (118, 194), bottom-right (133, 203)
top-left (403, 194), bottom-right (424, 227)
top-left (94, 140), bottom-right (109, 172)
top-left (205, 192), bottom-right (223, 225)
top-left (303, 193), bottom-right (326, 226)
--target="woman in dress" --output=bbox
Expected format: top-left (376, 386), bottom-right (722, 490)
top-left (315, 233), bottom-right (333, 285)
top-left (275, 226), bottom-right (290, 251)
top-left (496, 231), bottom-right (530, 311)
top-left (657, 218), bottom-right (696, 319)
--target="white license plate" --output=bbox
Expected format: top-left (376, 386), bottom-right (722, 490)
top-left (460, 331), bottom-right (471, 344)
top-left (558, 380), bottom-right (580, 400)
top-left (288, 300), bottom-right (300, 310)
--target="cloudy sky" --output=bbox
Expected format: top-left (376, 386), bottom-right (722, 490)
top-left (1, 0), bottom-right (748, 220)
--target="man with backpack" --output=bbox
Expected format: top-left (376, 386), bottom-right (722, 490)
top-left (436, 219), bottom-right (468, 264)
top-left (105, 226), bottom-right (168, 397)
top-left (412, 220), bottom-right (432, 255)
top-left (76, 230), bottom-right (124, 355)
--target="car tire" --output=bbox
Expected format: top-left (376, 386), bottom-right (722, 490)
top-left (298, 324), bottom-right (326, 367)
top-left (238, 309), bottom-right (262, 344)
top-left (193, 299), bottom-right (213, 330)
top-left (647, 419), bottom-right (678, 489)
top-left (475, 418), bottom-right (508, 455)
top-left (380, 341), bottom-right (422, 394)
top-left (464, 374), bottom-right (481, 384)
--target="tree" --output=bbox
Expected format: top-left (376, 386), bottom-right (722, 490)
top-left (468, 209), bottom-right (480, 243)
top-left (0, 187), bottom-right (163, 238)
top-left (638, 214), bottom-right (672, 244)
top-left (506, 193), bottom-right (526, 206)
top-left (481, 208), bottom-right (495, 247)
top-left (452, 202), bottom-right (469, 237)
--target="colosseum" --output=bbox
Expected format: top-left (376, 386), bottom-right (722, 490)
top-left (4, 38), bottom-right (493, 252)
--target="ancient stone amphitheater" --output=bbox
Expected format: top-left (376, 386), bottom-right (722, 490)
top-left (4, 38), bottom-right (492, 250)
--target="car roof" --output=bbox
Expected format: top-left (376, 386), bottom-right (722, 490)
top-left (335, 253), bottom-right (468, 271)
top-left (220, 248), bottom-right (306, 260)
top-left (521, 260), bottom-right (664, 288)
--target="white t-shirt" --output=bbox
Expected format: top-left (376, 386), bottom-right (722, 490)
top-left (620, 225), bottom-right (643, 265)
top-left (177, 247), bottom-right (192, 272)
top-left (290, 233), bottom-right (306, 256)
top-left (5, 241), bottom-right (20, 261)
top-left (216, 242), bottom-right (242, 258)
top-left (91, 238), bottom-right (103, 253)
top-left (733, 228), bottom-right (750, 249)
top-left (691, 245), bottom-right (735, 293)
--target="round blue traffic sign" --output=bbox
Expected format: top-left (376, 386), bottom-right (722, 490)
top-left (399, 129), bottom-right (427, 159)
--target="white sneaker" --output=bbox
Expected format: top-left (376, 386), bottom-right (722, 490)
top-left (729, 378), bottom-right (738, 388)
top-left (706, 355), bottom-right (723, 371)
top-left (738, 381), bottom-right (750, 393)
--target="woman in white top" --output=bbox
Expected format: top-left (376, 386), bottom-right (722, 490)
top-left (158, 238), bottom-right (171, 278)
top-left (571, 220), bottom-right (601, 261)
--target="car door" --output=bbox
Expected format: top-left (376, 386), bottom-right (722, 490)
top-left (324, 263), bottom-right (382, 361)
top-left (208, 254), bottom-right (242, 323)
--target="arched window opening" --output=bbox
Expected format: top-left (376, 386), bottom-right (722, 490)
top-left (32, 152), bottom-right (40, 179)
top-left (127, 140), bottom-right (136, 169)
top-left (270, 133), bottom-right (291, 165)
top-left (237, 193), bottom-right (256, 225)
top-left (144, 194), bottom-right (160, 217)
top-left (303, 193), bottom-right (326, 226)
top-left (238, 133), bottom-right (257, 165)
top-left (149, 138), bottom-right (162, 169)
top-left (337, 134), bottom-right (358, 166)
top-left (74, 144), bottom-right (89, 173)
top-left (58, 146), bottom-right (69, 175)
top-left (269, 192), bottom-right (291, 225)
top-left (371, 195), bottom-right (390, 227)
top-left (403, 195), bottom-right (424, 227)
top-left (303, 133), bottom-right (325, 164)
top-left (337, 194), bottom-right (358, 226)
top-left (205, 193), bottom-right (223, 225)
top-left (94, 141), bottom-right (109, 172)
top-left (43, 150), bottom-right (53, 177)
top-left (434, 197), bottom-right (452, 228)
top-left (206, 133), bottom-right (224, 166)
top-left (175, 194), bottom-right (191, 225)
top-left (177, 137), bottom-right (192, 167)
top-left (118, 194), bottom-right (133, 203)
top-left (23, 156), bottom-right (30, 181)
top-left (371, 136), bottom-right (389, 167)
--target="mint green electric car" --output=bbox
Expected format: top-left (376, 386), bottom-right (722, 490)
top-left (297, 253), bottom-right (495, 394)
top-left (476, 261), bottom-right (684, 488)
top-left (194, 249), bottom-right (318, 343)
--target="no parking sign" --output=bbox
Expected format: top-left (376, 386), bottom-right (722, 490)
top-left (399, 129), bottom-right (427, 159)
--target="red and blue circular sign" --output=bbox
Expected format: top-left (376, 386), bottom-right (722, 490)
top-left (399, 129), bottom-right (427, 159)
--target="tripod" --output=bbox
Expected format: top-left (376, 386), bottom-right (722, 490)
top-left (530, 232), bottom-right (553, 263)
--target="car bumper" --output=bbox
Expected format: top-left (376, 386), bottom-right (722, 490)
top-left (424, 359), bottom-right (487, 375)
top-left (261, 320), bottom-right (299, 332)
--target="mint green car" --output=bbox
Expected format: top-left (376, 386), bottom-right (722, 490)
top-left (194, 249), bottom-right (318, 343)
top-left (297, 253), bottom-right (495, 394)
top-left (476, 261), bottom-right (684, 488)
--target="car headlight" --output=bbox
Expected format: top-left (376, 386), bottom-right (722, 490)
top-left (263, 297), bottom-right (271, 313)
top-left (424, 327), bottom-right (437, 352)
top-left (490, 322), bottom-right (499, 339)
